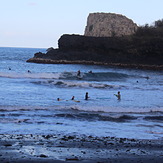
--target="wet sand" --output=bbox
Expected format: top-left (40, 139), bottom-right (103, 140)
top-left (0, 134), bottom-right (163, 163)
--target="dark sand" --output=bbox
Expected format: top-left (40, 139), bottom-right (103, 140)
top-left (0, 134), bottom-right (163, 163)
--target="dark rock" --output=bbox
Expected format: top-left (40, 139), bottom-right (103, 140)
top-left (44, 135), bottom-right (51, 139)
top-left (81, 151), bottom-right (86, 154)
top-left (27, 33), bottom-right (163, 70)
top-left (39, 154), bottom-right (48, 158)
top-left (67, 136), bottom-right (75, 140)
top-left (4, 144), bottom-right (12, 147)
top-left (66, 156), bottom-right (79, 161)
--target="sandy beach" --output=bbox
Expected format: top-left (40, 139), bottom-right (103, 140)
top-left (0, 134), bottom-right (163, 163)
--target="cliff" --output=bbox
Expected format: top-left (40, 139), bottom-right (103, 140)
top-left (27, 34), bottom-right (163, 70)
top-left (27, 13), bottom-right (163, 70)
top-left (84, 13), bottom-right (138, 37)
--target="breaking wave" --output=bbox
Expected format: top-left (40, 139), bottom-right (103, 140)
top-left (32, 80), bottom-right (125, 89)
top-left (54, 113), bottom-right (137, 122)
top-left (0, 71), bottom-right (129, 81)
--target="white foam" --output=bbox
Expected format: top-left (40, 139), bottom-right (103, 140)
top-left (53, 80), bottom-right (120, 89)
top-left (1, 104), bottom-right (162, 113)
top-left (0, 72), bottom-right (61, 79)
top-left (61, 105), bottom-right (163, 113)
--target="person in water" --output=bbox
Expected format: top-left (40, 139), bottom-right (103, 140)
top-left (57, 98), bottom-right (61, 101)
top-left (71, 96), bottom-right (75, 100)
top-left (114, 91), bottom-right (121, 100)
top-left (85, 92), bottom-right (89, 100)
top-left (77, 70), bottom-right (81, 76)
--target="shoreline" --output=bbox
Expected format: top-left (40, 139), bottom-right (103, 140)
top-left (27, 58), bottom-right (163, 71)
top-left (0, 134), bottom-right (163, 163)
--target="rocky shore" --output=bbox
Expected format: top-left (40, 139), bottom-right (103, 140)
top-left (27, 57), bottom-right (163, 71)
top-left (0, 134), bottom-right (163, 163)
top-left (27, 34), bottom-right (163, 71)
top-left (27, 13), bottom-right (163, 71)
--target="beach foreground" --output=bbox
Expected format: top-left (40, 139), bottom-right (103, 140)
top-left (0, 134), bottom-right (162, 163)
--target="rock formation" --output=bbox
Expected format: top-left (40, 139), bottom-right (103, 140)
top-left (27, 34), bottom-right (163, 69)
top-left (84, 13), bottom-right (138, 37)
top-left (27, 13), bottom-right (163, 70)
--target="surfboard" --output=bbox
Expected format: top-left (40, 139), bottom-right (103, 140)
top-left (73, 100), bottom-right (80, 102)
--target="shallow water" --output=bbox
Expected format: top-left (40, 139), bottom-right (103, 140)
top-left (0, 47), bottom-right (163, 139)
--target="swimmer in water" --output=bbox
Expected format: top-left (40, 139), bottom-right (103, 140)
top-left (77, 70), bottom-right (81, 77)
top-left (71, 96), bottom-right (75, 100)
top-left (114, 91), bottom-right (121, 100)
top-left (85, 92), bottom-right (89, 100)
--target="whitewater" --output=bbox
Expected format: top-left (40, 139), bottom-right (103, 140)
top-left (0, 47), bottom-right (163, 139)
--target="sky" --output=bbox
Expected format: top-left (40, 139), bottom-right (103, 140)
top-left (0, 0), bottom-right (163, 48)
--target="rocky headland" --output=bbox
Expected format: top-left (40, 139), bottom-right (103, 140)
top-left (27, 13), bottom-right (163, 70)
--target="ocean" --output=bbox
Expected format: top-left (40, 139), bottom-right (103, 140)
top-left (0, 47), bottom-right (162, 139)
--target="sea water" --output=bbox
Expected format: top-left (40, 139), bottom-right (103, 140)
top-left (0, 47), bottom-right (162, 139)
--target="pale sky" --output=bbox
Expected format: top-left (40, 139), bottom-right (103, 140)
top-left (0, 0), bottom-right (162, 48)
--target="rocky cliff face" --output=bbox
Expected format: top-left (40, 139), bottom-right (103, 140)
top-left (27, 33), bottom-right (163, 70)
top-left (30, 34), bottom-right (163, 66)
top-left (27, 13), bottom-right (163, 70)
top-left (84, 13), bottom-right (138, 37)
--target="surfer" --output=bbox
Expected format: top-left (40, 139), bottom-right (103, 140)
top-left (85, 92), bottom-right (89, 100)
top-left (114, 91), bottom-right (121, 100)
top-left (77, 70), bottom-right (81, 77)
top-left (88, 70), bottom-right (93, 73)
top-left (71, 96), bottom-right (80, 102)
top-left (28, 70), bottom-right (31, 73)
top-left (71, 96), bottom-right (75, 100)
top-left (57, 98), bottom-right (61, 101)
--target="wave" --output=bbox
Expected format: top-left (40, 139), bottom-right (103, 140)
top-left (144, 116), bottom-right (163, 121)
top-left (54, 113), bottom-right (137, 122)
top-left (0, 72), bottom-right (61, 79)
top-left (0, 71), bottom-right (129, 81)
top-left (32, 80), bottom-right (124, 89)
top-left (1, 110), bottom-right (163, 124)
top-left (0, 105), bottom-right (163, 114)
top-left (67, 71), bottom-right (128, 81)
top-left (68, 105), bottom-right (163, 114)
